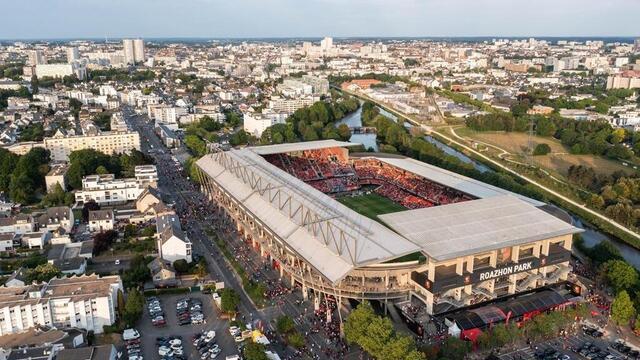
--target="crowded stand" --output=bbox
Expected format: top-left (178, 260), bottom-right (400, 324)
top-left (263, 149), bottom-right (474, 208)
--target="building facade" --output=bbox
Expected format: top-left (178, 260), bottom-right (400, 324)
top-left (0, 275), bottom-right (123, 336)
top-left (43, 131), bottom-right (141, 162)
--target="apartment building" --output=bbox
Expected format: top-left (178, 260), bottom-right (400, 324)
top-left (75, 166), bottom-right (156, 205)
top-left (148, 105), bottom-right (188, 126)
top-left (134, 165), bottom-right (159, 188)
top-left (45, 164), bottom-right (69, 192)
top-left (0, 275), bottom-right (123, 336)
top-left (243, 111), bottom-right (288, 137)
top-left (43, 130), bottom-right (141, 162)
top-left (268, 96), bottom-right (317, 113)
top-left (35, 64), bottom-right (86, 80)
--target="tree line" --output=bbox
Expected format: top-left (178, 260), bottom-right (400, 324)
top-left (567, 165), bottom-right (640, 229)
top-left (66, 148), bottom-right (154, 189)
top-left (259, 94), bottom-right (358, 145)
top-left (466, 88), bottom-right (640, 160)
top-left (466, 112), bottom-right (637, 160)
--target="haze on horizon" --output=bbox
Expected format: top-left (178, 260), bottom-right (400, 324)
top-left (1, 0), bottom-right (638, 40)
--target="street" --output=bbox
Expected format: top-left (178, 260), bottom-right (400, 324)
top-left (125, 108), bottom-right (357, 360)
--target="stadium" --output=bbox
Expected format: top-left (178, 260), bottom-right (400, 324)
top-left (194, 140), bottom-right (581, 318)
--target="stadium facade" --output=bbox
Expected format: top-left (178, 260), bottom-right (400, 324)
top-left (195, 140), bottom-right (581, 315)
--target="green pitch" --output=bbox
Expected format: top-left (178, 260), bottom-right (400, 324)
top-left (337, 193), bottom-right (406, 220)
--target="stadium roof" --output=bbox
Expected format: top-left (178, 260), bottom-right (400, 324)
top-left (378, 195), bottom-right (582, 262)
top-left (249, 140), bottom-right (359, 155)
top-left (195, 145), bottom-right (420, 284)
top-left (374, 156), bottom-right (544, 206)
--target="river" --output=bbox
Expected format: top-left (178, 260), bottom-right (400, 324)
top-left (337, 104), bottom-right (490, 172)
top-left (338, 104), bottom-right (640, 269)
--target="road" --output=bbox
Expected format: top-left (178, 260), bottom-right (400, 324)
top-left (124, 108), bottom-right (259, 321)
top-left (123, 107), bottom-right (354, 360)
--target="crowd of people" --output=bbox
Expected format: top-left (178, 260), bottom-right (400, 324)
top-left (353, 159), bottom-right (473, 207)
top-left (263, 150), bottom-right (474, 210)
top-left (264, 149), bottom-right (355, 182)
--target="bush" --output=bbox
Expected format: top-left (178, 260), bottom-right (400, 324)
top-left (143, 287), bottom-right (190, 296)
top-left (173, 259), bottom-right (190, 273)
top-left (533, 143), bottom-right (551, 156)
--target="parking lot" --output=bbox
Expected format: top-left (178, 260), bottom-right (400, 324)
top-left (138, 292), bottom-right (240, 360)
top-left (498, 332), bottom-right (631, 360)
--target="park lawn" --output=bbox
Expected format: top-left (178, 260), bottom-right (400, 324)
top-left (457, 128), bottom-right (632, 177)
top-left (337, 193), bottom-right (406, 220)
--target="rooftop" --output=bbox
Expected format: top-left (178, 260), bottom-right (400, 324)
top-left (196, 145), bottom-right (420, 284)
top-left (378, 195), bottom-right (582, 262)
top-left (248, 139), bottom-right (358, 155)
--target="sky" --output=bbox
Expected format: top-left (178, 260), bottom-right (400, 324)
top-left (1, 0), bottom-right (638, 40)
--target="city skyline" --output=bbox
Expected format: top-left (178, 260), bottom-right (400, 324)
top-left (1, 0), bottom-right (638, 40)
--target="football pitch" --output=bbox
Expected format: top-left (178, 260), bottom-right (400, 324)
top-left (336, 193), bottom-right (406, 220)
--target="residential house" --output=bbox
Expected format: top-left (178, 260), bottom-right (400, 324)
top-left (147, 258), bottom-right (177, 287)
top-left (156, 213), bottom-right (192, 264)
top-left (88, 210), bottom-right (114, 233)
top-left (37, 207), bottom-right (74, 233)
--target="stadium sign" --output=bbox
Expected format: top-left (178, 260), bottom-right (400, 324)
top-left (477, 261), bottom-right (533, 281)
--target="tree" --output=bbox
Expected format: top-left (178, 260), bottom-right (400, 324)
top-left (95, 165), bottom-right (109, 175)
top-left (122, 255), bottom-right (151, 289)
top-left (93, 230), bottom-right (118, 255)
top-left (8, 148), bottom-right (50, 204)
top-left (243, 343), bottom-right (268, 360)
top-left (586, 194), bottom-right (605, 209)
top-left (184, 134), bottom-right (207, 156)
top-left (302, 127), bottom-right (319, 141)
top-left (438, 337), bottom-right (471, 360)
top-left (612, 290), bottom-right (635, 325)
top-left (276, 315), bottom-right (295, 334)
top-left (605, 260), bottom-right (639, 293)
top-left (230, 130), bottom-right (251, 146)
top-left (344, 301), bottom-right (423, 359)
top-left (220, 288), bottom-right (240, 314)
top-left (337, 123), bottom-right (352, 141)
top-left (0, 148), bottom-right (19, 192)
top-left (26, 263), bottom-right (62, 283)
top-left (117, 289), bottom-right (126, 320)
top-left (31, 75), bottom-right (39, 95)
top-left (82, 200), bottom-right (100, 222)
top-left (535, 117), bottom-right (556, 137)
top-left (344, 301), bottom-right (376, 346)
top-left (533, 143), bottom-right (551, 156)
top-left (41, 183), bottom-right (73, 207)
top-left (123, 288), bottom-right (144, 326)
top-left (287, 332), bottom-right (305, 349)
top-left (173, 259), bottom-right (190, 274)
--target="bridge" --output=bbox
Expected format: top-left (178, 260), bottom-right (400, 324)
top-left (350, 127), bottom-right (377, 134)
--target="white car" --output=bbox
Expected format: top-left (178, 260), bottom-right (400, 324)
top-left (158, 347), bottom-right (172, 357)
top-left (169, 339), bottom-right (182, 346)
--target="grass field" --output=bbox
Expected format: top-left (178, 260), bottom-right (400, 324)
top-left (456, 128), bottom-right (633, 176)
top-left (337, 193), bottom-right (406, 220)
